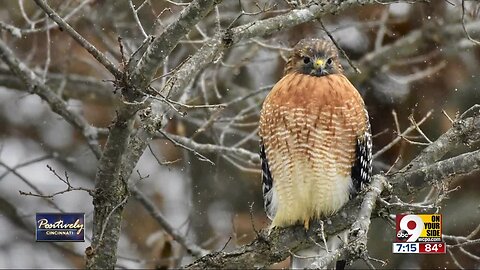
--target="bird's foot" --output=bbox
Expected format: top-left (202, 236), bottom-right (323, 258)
top-left (304, 219), bottom-right (310, 230)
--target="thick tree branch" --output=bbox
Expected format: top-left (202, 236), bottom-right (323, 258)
top-left (0, 67), bottom-right (116, 103)
top-left (83, 0), bottom-right (224, 267)
top-left (391, 148), bottom-right (480, 196)
top-left (130, 0), bottom-right (222, 89)
top-left (86, 106), bottom-right (135, 269)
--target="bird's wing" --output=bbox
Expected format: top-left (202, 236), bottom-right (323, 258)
top-left (350, 122), bottom-right (373, 196)
top-left (260, 142), bottom-right (276, 220)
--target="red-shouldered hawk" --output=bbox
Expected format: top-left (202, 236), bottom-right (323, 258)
top-left (259, 38), bottom-right (372, 269)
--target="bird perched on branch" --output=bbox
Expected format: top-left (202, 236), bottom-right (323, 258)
top-left (259, 38), bottom-right (372, 269)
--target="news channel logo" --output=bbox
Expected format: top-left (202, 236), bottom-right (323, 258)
top-left (36, 213), bottom-right (85, 242)
top-left (395, 214), bottom-right (442, 243)
top-left (393, 214), bottom-right (446, 254)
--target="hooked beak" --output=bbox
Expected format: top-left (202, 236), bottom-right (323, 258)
top-left (313, 58), bottom-right (325, 70)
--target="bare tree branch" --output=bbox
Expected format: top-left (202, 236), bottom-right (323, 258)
top-left (0, 38), bottom-right (102, 158)
top-left (401, 108), bottom-right (480, 172)
top-left (33, 0), bottom-right (123, 78)
top-left (85, 105), bottom-right (134, 269)
top-left (159, 132), bottom-right (260, 164)
top-left (130, 186), bottom-right (208, 257)
top-left (130, 0), bottom-right (223, 89)
top-left (0, 67), bottom-right (116, 103)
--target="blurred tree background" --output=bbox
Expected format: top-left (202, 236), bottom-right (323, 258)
top-left (0, 0), bottom-right (479, 269)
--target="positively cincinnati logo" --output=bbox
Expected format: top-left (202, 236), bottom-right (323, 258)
top-left (36, 213), bottom-right (85, 242)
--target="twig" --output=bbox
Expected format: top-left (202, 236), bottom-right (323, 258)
top-left (33, 0), bottom-right (122, 78)
top-left (319, 19), bottom-right (361, 74)
top-left (158, 130), bottom-right (216, 165)
top-left (408, 114), bottom-right (433, 143)
top-left (42, 15), bottom-right (51, 83)
top-left (467, 223), bottom-right (480, 239)
top-left (362, 255), bottom-right (376, 270)
top-left (165, 0), bottom-right (190, 6)
top-left (0, 154), bottom-right (52, 180)
top-left (20, 164), bottom-right (93, 198)
top-left (130, 186), bottom-right (208, 257)
top-left (98, 195), bottom-right (129, 245)
top-left (448, 238), bottom-right (480, 248)
top-left (462, 0), bottom-right (480, 46)
top-left (222, 155), bottom-right (261, 174)
top-left (373, 110), bottom-right (433, 159)
top-left (0, 160), bottom-right (63, 212)
top-left (227, 0), bottom-right (277, 29)
top-left (148, 144), bottom-right (181, 166)
top-left (19, 188), bottom-right (92, 198)
top-left (221, 237), bottom-right (232, 252)
top-left (317, 220), bottom-right (329, 253)
top-left (19, 0), bottom-right (37, 26)
top-left (385, 154), bottom-right (401, 175)
top-left (400, 136), bottom-right (431, 146)
top-left (442, 109), bottom-right (454, 123)
top-left (374, 8), bottom-right (390, 51)
top-left (448, 249), bottom-right (465, 269)
top-left (165, 99), bottom-right (226, 109)
top-left (372, 128), bottom-right (390, 138)
top-left (367, 255), bottom-right (387, 267)
top-left (251, 38), bottom-right (293, 51)
top-left (389, 61), bottom-right (447, 83)
top-left (459, 104), bottom-right (480, 119)
top-left (160, 132), bottom-right (260, 164)
top-left (4, 0), bottom-right (93, 36)
top-left (378, 197), bottom-right (437, 214)
top-left (0, 21), bottom-right (22, 37)
top-left (128, 0), bottom-right (148, 39)
top-left (249, 202), bottom-right (260, 237)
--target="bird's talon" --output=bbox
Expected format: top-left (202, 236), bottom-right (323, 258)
top-left (304, 219), bottom-right (310, 230)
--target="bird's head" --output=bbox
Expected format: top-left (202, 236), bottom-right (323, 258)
top-left (285, 38), bottom-right (343, 77)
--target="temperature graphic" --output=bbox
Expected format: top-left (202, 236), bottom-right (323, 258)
top-left (393, 242), bottom-right (446, 254)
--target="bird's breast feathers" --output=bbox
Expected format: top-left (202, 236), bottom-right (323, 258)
top-left (259, 72), bottom-right (368, 227)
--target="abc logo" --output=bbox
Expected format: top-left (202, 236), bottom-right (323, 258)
top-left (397, 215), bottom-right (424, 242)
top-left (396, 229), bottom-right (409, 241)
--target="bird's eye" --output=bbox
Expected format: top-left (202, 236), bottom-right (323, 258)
top-left (326, 58), bottom-right (333, 65)
top-left (303, 57), bottom-right (311, 64)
